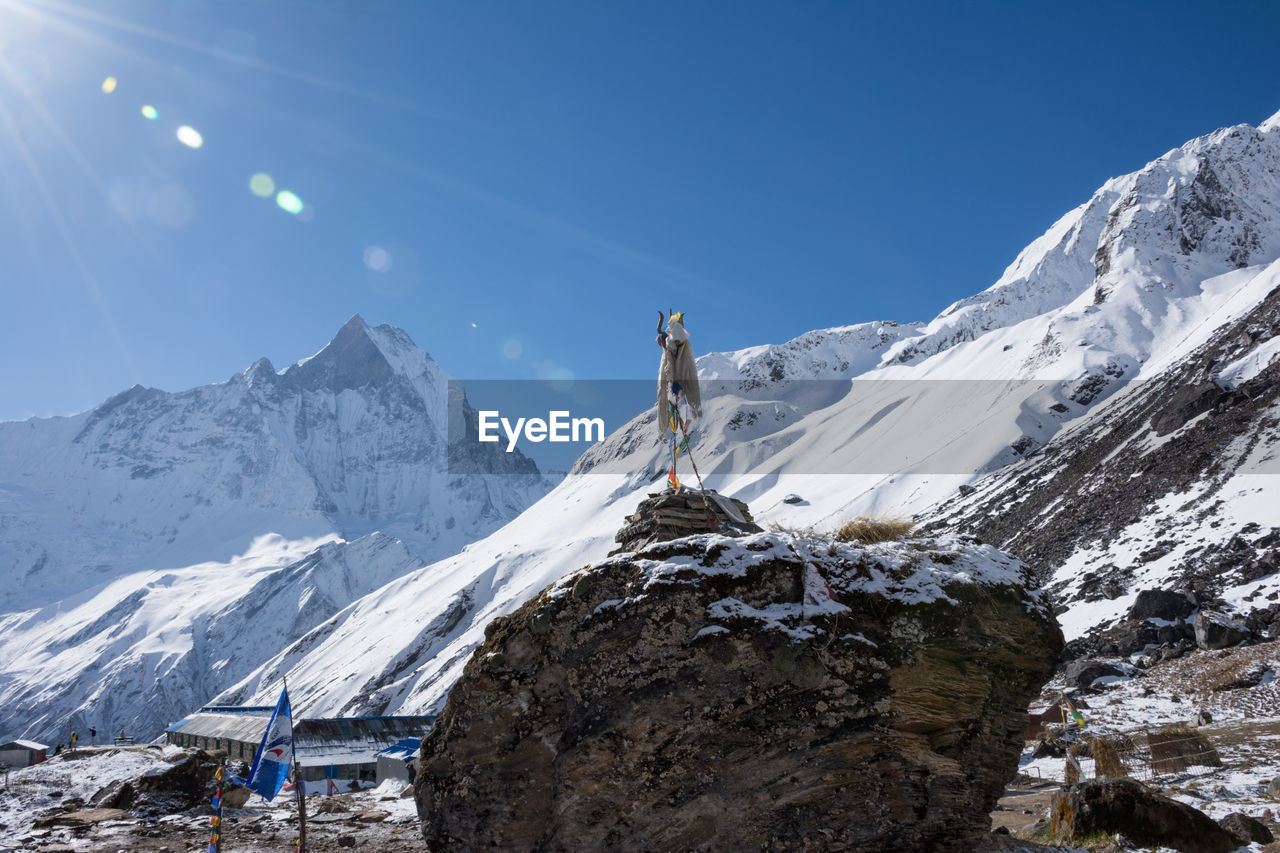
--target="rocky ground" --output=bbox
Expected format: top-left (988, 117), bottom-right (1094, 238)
top-left (0, 746), bottom-right (423, 852)
top-left (3, 646), bottom-right (1277, 852)
top-left (994, 641), bottom-right (1280, 851)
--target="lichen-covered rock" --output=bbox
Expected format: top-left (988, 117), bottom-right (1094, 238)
top-left (416, 531), bottom-right (1062, 852)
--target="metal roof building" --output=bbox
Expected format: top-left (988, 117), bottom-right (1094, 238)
top-left (166, 706), bottom-right (434, 793)
top-left (375, 736), bottom-right (421, 786)
top-left (0, 739), bottom-right (49, 768)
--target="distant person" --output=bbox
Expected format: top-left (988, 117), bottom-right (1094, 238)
top-left (70, 732), bottom-right (77, 749)
top-left (54, 743), bottom-right (62, 755)
top-left (90, 726), bottom-right (96, 746)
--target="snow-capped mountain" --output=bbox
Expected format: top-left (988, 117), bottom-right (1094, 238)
top-left (6, 109), bottom-right (1280, 744)
top-left (216, 111), bottom-right (1280, 720)
top-left (0, 314), bottom-right (545, 612)
top-left (0, 316), bottom-right (552, 743)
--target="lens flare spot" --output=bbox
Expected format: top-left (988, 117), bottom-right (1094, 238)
top-left (248, 173), bottom-right (275, 197)
top-left (549, 367), bottom-right (575, 393)
top-left (141, 105), bottom-right (158, 120)
top-left (176, 126), bottom-right (203, 148)
top-left (502, 339), bottom-right (523, 359)
top-left (101, 76), bottom-right (117, 94)
top-left (276, 190), bottom-right (304, 215)
top-left (362, 245), bottom-right (392, 273)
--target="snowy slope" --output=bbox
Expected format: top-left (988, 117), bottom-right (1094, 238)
top-left (0, 316), bottom-right (553, 744)
top-left (926, 265), bottom-right (1280, 647)
top-left (0, 533), bottom-right (423, 744)
top-left (220, 111), bottom-right (1280, 719)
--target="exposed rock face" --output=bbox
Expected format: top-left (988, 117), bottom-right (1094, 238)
top-left (416, 531), bottom-right (1062, 851)
top-left (924, 280), bottom-right (1280, 660)
top-left (130, 748), bottom-right (222, 817)
top-left (1050, 778), bottom-right (1239, 853)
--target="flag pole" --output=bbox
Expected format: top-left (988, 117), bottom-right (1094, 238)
top-left (285, 676), bottom-right (307, 852)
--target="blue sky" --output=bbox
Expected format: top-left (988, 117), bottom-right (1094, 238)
top-left (2, 0), bottom-right (1279, 421)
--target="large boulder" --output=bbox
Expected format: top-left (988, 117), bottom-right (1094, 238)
top-left (132, 748), bottom-right (220, 816)
top-left (1128, 588), bottom-right (1195, 622)
top-left (1194, 609), bottom-right (1251, 649)
top-left (1050, 779), bottom-right (1239, 853)
top-left (1063, 659), bottom-right (1125, 690)
top-left (1217, 812), bottom-right (1274, 844)
top-left (416, 530), bottom-right (1062, 852)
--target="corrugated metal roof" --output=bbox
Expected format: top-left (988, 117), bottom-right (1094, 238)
top-left (166, 708), bottom-right (435, 765)
top-left (198, 705), bottom-right (275, 715)
top-left (166, 712), bottom-right (270, 742)
top-left (376, 737), bottom-right (420, 761)
top-left (293, 717), bottom-right (433, 767)
top-left (296, 743), bottom-right (384, 767)
top-left (1, 739), bottom-right (48, 751)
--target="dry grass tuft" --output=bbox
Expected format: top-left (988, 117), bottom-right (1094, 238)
top-left (833, 516), bottom-right (915, 544)
top-left (1147, 722), bottom-right (1222, 774)
top-left (766, 521), bottom-right (815, 535)
top-left (1090, 736), bottom-right (1128, 779)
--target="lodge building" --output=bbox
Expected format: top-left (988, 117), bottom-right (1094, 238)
top-left (166, 705), bottom-right (435, 792)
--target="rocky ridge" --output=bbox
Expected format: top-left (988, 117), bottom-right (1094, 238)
top-left (925, 274), bottom-right (1280, 658)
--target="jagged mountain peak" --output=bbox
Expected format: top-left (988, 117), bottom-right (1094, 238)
top-left (279, 315), bottom-right (438, 395)
top-left (241, 356), bottom-right (278, 387)
top-left (283, 315), bottom-right (395, 393)
top-left (877, 108), bottom-right (1280, 374)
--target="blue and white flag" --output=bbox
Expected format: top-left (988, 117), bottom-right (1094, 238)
top-left (245, 687), bottom-right (293, 801)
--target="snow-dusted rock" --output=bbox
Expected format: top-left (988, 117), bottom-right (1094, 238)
top-left (415, 531), bottom-right (1061, 852)
top-left (1194, 609), bottom-right (1251, 650)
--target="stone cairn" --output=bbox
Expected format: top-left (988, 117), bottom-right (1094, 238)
top-left (611, 488), bottom-right (762, 555)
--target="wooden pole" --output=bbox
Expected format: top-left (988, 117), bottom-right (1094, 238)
top-left (284, 675), bottom-right (306, 852)
top-left (294, 756), bottom-right (307, 852)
